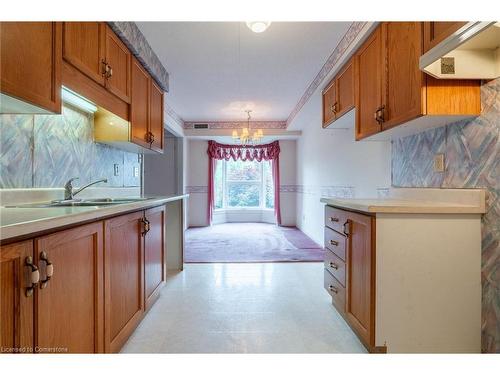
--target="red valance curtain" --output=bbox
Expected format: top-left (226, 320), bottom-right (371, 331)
top-left (207, 140), bottom-right (281, 225)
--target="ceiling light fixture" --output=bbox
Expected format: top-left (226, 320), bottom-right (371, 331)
top-left (232, 110), bottom-right (264, 146)
top-left (246, 21), bottom-right (271, 33)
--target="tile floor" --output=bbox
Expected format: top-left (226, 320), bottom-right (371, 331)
top-left (121, 262), bottom-right (366, 353)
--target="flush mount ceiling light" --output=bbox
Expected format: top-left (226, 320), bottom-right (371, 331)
top-left (246, 21), bottom-right (271, 33)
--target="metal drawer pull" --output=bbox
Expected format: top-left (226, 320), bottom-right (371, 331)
top-left (39, 251), bottom-right (53, 289)
top-left (328, 285), bottom-right (338, 294)
top-left (329, 217), bottom-right (339, 222)
top-left (329, 262), bottom-right (339, 270)
top-left (25, 256), bottom-right (39, 297)
top-left (329, 239), bottom-right (339, 246)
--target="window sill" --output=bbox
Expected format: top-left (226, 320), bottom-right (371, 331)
top-left (214, 208), bottom-right (274, 212)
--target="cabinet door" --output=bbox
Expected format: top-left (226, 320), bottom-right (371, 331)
top-left (35, 223), bottom-right (104, 353)
top-left (149, 79), bottom-right (165, 153)
top-left (130, 58), bottom-right (150, 149)
top-left (382, 22), bottom-right (424, 130)
top-left (423, 22), bottom-right (467, 53)
top-left (355, 26), bottom-right (383, 140)
top-left (144, 205), bottom-right (166, 311)
top-left (104, 25), bottom-right (131, 103)
top-left (0, 22), bottom-right (61, 113)
top-left (345, 211), bottom-right (375, 347)
top-left (322, 79), bottom-right (336, 127)
top-left (0, 241), bottom-right (34, 353)
top-left (104, 211), bottom-right (144, 353)
top-left (62, 22), bottom-right (105, 86)
top-left (335, 59), bottom-right (354, 120)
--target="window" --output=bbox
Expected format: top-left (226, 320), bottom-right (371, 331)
top-left (214, 159), bottom-right (274, 210)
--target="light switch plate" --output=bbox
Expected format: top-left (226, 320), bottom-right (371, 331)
top-left (434, 154), bottom-right (445, 173)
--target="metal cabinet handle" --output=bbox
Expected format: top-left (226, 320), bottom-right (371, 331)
top-left (329, 217), bottom-right (339, 222)
top-left (329, 262), bottom-right (339, 270)
top-left (343, 220), bottom-right (350, 237)
top-left (374, 105), bottom-right (385, 125)
top-left (101, 59), bottom-right (108, 76)
top-left (141, 218), bottom-right (151, 236)
top-left (39, 251), bottom-right (53, 289)
top-left (328, 285), bottom-right (338, 294)
top-left (329, 239), bottom-right (339, 246)
top-left (25, 256), bottom-right (39, 297)
top-left (149, 132), bottom-right (155, 145)
top-left (108, 66), bottom-right (113, 78)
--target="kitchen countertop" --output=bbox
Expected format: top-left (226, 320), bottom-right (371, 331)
top-left (320, 189), bottom-right (486, 214)
top-left (0, 194), bottom-right (188, 242)
top-left (320, 197), bottom-right (485, 214)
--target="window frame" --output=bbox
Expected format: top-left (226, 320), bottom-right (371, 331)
top-left (214, 159), bottom-right (274, 211)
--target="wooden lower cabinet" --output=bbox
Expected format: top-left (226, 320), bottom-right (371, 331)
top-left (323, 206), bottom-right (378, 352)
top-left (104, 211), bottom-right (144, 353)
top-left (144, 206), bottom-right (166, 311)
top-left (344, 211), bottom-right (375, 348)
top-left (0, 241), bottom-right (34, 353)
top-left (34, 222), bottom-right (104, 353)
top-left (0, 205), bottom-right (167, 354)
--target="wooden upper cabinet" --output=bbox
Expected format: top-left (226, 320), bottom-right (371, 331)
top-left (63, 22), bottom-right (106, 86)
top-left (149, 79), bottom-right (165, 153)
top-left (104, 211), bottom-right (144, 353)
top-left (104, 25), bottom-right (131, 103)
top-left (34, 222), bottom-right (104, 353)
top-left (144, 205), bottom-right (166, 311)
top-left (130, 58), bottom-right (151, 149)
top-left (354, 22), bottom-right (480, 140)
top-left (0, 22), bottom-right (61, 114)
top-left (0, 241), bottom-right (34, 353)
top-left (335, 60), bottom-right (354, 119)
top-left (382, 22), bottom-right (424, 130)
top-left (423, 22), bottom-right (467, 53)
top-left (345, 211), bottom-right (375, 348)
top-left (322, 58), bottom-right (354, 128)
top-left (322, 79), bottom-right (336, 127)
top-left (354, 26), bottom-right (383, 140)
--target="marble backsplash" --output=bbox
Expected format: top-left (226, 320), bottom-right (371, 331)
top-left (0, 104), bottom-right (141, 189)
top-left (392, 78), bottom-right (499, 353)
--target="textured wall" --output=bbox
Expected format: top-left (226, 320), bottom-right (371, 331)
top-left (392, 78), bottom-right (499, 353)
top-left (0, 105), bottom-right (141, 189)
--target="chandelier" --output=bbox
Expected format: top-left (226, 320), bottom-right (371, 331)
top-left (232, 110), bottom-right (264, 146)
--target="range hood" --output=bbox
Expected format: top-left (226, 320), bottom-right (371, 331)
top-left (420, 22), bottom-right (500, 79)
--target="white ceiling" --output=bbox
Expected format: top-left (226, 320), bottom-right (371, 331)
top-left (136, 22), bottom-right (351, 121)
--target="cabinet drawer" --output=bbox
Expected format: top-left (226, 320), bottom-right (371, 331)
top-left (324, 249), bottom-right (346, 287)
top-left (325, 206), bottom-right (349, 234)
top-left (324, 269), bottom-right (345, 313)
top-left (324, 226), bottom-right (346, 261)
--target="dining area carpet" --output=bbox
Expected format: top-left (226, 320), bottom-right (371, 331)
top-left (184, 223), bottom-right (325, 263)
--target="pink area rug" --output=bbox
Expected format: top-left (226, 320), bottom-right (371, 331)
top-left (184, 223), bottom-right (325, 263)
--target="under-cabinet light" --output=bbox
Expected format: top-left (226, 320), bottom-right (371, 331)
top-left (61, 87), bottom-right (98, 113)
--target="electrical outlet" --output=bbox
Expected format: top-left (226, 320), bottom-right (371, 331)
top-left (113, 164), bottom-right (120, 176)
top-left (434, 154), bottom-right (445, 172)
top-left (133, 166), bottom-right (139, 178)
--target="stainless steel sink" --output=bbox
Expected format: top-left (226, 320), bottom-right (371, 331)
top-left (6, 197), bottom-right (152, 208)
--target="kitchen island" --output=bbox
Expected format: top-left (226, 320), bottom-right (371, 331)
top-left (320, 188), bottom-right (485, 353)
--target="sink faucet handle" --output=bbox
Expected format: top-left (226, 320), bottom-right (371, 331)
top-left (64, 177), bottom-right (79, 200)
top-left (64, 177), bottom-right (79, 189)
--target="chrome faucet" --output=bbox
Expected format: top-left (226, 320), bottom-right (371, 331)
top-left (64, 177), bottom-right (108, 200)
